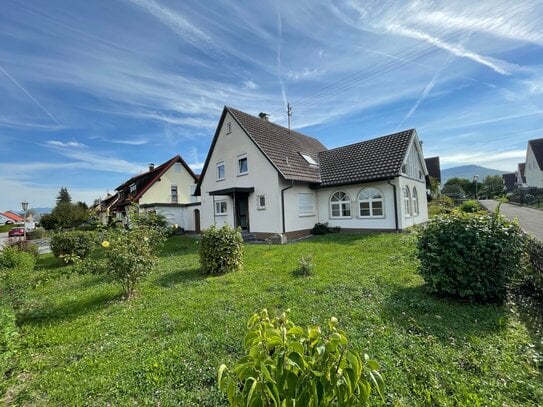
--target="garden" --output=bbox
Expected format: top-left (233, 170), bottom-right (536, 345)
top-left (1, 212), bottom-right (542, 405)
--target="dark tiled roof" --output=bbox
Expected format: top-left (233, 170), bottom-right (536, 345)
top-left (518, 163), bottom-right (526, 183)
top-left (101, 193), bottom-right (118, 208)
top-left (529, 138), bottom-right (543, 170)
top-left (502, 173), bottom-right (516, 191)
top-left (227, 107), bottom-right (327, 182)
top-left (424, 156), bottom-right (441, 182)
top-left (317, 129), bottom-right (415, 187)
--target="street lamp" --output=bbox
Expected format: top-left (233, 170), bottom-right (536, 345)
top-left (21, 201), bottom-right (28, 240)
top-left (473, 175), bottom-right (479, 199)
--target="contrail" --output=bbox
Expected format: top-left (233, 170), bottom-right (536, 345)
top-left (275, 0), bottom-right (287, 109)
top-left (0, 64), bottom-right (59, 124)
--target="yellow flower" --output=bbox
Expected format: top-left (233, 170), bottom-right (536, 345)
top-left (101, 240), bottom-right (110, 248)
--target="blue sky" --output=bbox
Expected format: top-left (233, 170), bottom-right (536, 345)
top-left (1, 0), bottom-right (542, 210)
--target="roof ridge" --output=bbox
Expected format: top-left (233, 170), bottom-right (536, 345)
top-left (321, 129), bottom-right (414, 154)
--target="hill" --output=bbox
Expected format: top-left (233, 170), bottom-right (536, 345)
top-left (441, 165), bottom-right (506, 184)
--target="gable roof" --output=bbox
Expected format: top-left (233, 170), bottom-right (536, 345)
top-left (112, 155), bottom-right (197, 210)
top-left (518, 162), bottom-right (527, 183)
top-left (424, 156), bottom-right (441, 183)
top-left (317, 129), bottom-right (416, 187)
top-left (1, 211), bottom-right (24, 222)
top-left (195, 107), bottom-right (327, 194)
top-left (528, 138), bottom-right (543, 170)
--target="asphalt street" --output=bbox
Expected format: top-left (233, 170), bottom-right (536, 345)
top-left (480, 199), bottom-right (543, 241)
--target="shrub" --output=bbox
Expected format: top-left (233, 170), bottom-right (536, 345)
top-left (76, 225), bottom-right (165, 299)
top-left (311, 222), bottom-right (341, 235)
top-left (7, 240), bottom-right (39, 258)
top-left (427, 195), bottom-right (455, 216)
top-left (26, 227), bottom-right (46, 240)
top-left (50, 231), bottom-right (96, 263)
top-left (459, 199), bottom-right (482, 213)
top-left (0, 246), bottom-right (35, 273)
top-left (417, 211), bottom-right (525, 302)
top-left (199, 225), bottom-right (243, 275)
top-left (294, 255), bottom-right (314, 277)
top-left (522, 235), bottom-right (543, 298)
top-left (218, 309), bottom-right (384, 406)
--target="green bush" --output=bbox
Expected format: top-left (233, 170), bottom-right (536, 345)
top-left (8, 240), bottom-right (39, 257)
top-left (218, 309), bottom-right (384, 406)
top-left (295, 255), bottom-right (314, 277)
top-left (417, 211), bottom-right (525, 302)
top-left (199, 225), bottom-right (243, 275)
top-left (50, 230), bottom-right (96, 263)
top-left (459, 199), bottom-right (482, 213)
top-left (26, 227), bottom-right (46, 240)
top-left (427, 195), bottom-right (455, 216)
top-left (0, 246), bottom-right (35, 273)
top-left (76, 224), bottom-right (165, 299)
top-left (523, 236), bottom-right (543, 298)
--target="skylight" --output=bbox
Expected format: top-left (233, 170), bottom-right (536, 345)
top-left (300, 153), bottom-right (317, 166)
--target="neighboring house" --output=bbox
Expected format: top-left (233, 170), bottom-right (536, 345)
top-left (502, 173), bottom-right (517, 193)
top-left (94, 193), bottom-right (119, 225)
top-left (424, 156), bottom-right (441, 194)
top-left (195, 107), bottom-right (428, 241)
top-left (111, 155), bottom-right (201, 231)
top-left (524, 138), bottom-right (543, 188)
top-left (0, 211), bottom-right (24, 224)
top-left (516, 163), bottom-right (527, 187)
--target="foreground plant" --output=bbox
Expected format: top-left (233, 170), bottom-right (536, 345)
top-left (218, 309), bottom-right (384, 406)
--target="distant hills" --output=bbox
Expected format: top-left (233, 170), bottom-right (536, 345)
top-left (441, 165), bottom-right (507, 184)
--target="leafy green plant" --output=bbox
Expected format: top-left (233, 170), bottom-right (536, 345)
top-left (0, 245), bottom-right (35, 273)
top-left (199, 225), bottom-right (243, 275)
top-left (417, 211), bottom-right (525, 302)
top-left (427, 195), bottom-right (455, 216)
top-left (459, 199), bottom-right (482, 213)
top-left (26, 226), bottom-right (46, 240)
top-left (50, 230), bottom-right (96, 263)
top-left (295, 255), bottom-right (315, 277)
top-left (218, 309), bottom-right (384, 406)
top-left (8, 240), bottom-right (39, 257)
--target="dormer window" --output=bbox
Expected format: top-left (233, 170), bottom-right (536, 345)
top-left (300, 153), bottom-right (317, 166)
top-left (129, 183), bottom-right (136, 193)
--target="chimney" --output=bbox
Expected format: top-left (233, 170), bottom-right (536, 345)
top-left (258, 112), bottom-right (269, 121)
top-left (149, 163), bottom-right (155, 171)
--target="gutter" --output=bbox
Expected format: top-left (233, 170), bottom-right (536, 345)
top-left (281, 181), bottom-right (294, 234)
top-left (387, 178), bottom-right (399, 231)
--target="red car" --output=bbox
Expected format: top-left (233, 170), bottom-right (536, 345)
top-left (8, 227), bottom-right (25, 237)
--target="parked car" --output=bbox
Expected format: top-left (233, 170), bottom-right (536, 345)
top-left (8, 227), bottom-right (25, 237)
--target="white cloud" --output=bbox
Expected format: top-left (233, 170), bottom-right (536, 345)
top-left (287, 68), bottom-right (323, 80)
top-left (243, 80), bottom-right (258, 90)
top-left (47, 140), bottom-right (87, 148)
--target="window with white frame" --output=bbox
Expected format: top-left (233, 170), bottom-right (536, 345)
top-left (298, 193), bottom-right (315, 216)
top-left (129, 183), bottom-right (137, 194)
top-left (215, 200), bottom-right (227, 215)
top-left (330, 191), bottom-right (351, 218)
top-left (256, 195), bottom-right (266, 210)
top-left (171, 185), bottom-right (178, 203)
top-left (358, 187), bottom-right (384, 217)
top-left (403, 186), bottom-right (411, 217)
top-left (238, 155), bottom-right (248, 175)
top-left (217, 162), bottom-right (225, 180)
top-left (190, 185), bottom-right (197, 203)
top-left (226, 121), bottom-right (232, 134)
top-left (412, 187), bottom-right (419, 215)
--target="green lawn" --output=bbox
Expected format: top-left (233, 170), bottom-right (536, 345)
top-left (3, 234), bottom-right (542, 406)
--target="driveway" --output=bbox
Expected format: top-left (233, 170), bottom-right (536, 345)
top-left (479, 200), bottom-right (543, 240)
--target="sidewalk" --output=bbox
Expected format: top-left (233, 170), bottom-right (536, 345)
top-left (479, 200), bottom-right (543, 240)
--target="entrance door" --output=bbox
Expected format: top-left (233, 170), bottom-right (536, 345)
top-left (194, 209), bottom-right (200, 233)
top-left (234, 194), bottom-right (249, 230)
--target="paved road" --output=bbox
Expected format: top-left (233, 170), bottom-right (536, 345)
top-left (0, 232), bottom-right (51, 254)
top-left (480, 200), bottom-right (543, 240)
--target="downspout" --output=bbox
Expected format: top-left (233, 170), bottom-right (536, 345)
top-left (212, 195), bottom-right (216, 225)
top-left (281, 181), bottom-right (294, 234)
top-left (387, 178), bottom-right (399, 232)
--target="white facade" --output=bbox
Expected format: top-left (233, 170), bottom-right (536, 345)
top-left (525, 144), bottom-right (543, 187)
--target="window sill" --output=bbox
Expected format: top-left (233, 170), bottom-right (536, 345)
top-left (299, 213), bottom-right (315, 217)
top-left (330, 216), bottom-right (352, 219)
top-left (216, 178), bottom-right (225, 182)
top-left (237, 173), bottom-right (248, 177)
top-left (215, 213), bottom-right (228, 216)
top-left (358, 215), bottom-right (385, 219)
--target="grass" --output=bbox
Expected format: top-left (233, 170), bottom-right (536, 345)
top-left (2, 233), bottom-right (542, 406)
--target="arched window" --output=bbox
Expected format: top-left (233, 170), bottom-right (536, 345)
top-left (412, 187), bottom-right (419, 215)
top-left (330, 191), bottom-right (351, 218)
top-left (403, 186), bottom-right (411, 217)
top-left (358, 187), bottom-right (384, 217)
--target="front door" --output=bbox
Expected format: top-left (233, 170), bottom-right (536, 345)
top-left (234, 194), bottom-right (249, 230)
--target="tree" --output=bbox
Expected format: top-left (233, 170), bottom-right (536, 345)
top-left (481, 175), bottom-right (505, 198)
top-left (442, 177), bottom-right (481, 198)
top-left (41, 188), bottom-right (90, 230)
top-left (56, 187), bottom-right (72, 205)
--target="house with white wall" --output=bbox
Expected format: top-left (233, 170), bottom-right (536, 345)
top-left (110, 155), bottom-right (201, 231)
top-left (524, 138), bottom-right (543, 188)
top-left (195, 107), bottom-right (428, 241)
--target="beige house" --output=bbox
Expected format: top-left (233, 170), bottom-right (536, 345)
top-left (524, 138), bottom-right (543, 188)
top-left (195, 107), bottom-right (429, 241)
top-left (110, 155), bottom-right (201, 231)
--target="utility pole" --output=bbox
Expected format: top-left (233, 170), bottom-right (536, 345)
top-left (287, 102), bottom-right (292, 132)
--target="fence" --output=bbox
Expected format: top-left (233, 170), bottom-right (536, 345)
top-left (510, 187), bottom-right (543, 207)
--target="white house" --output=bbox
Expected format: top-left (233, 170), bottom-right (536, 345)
top-left (110, 155), bottom-right (201, 231)
top-left (524, 138), bottom-right (543, 188)
top-left (195, 107), bottom-right (428, 241)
